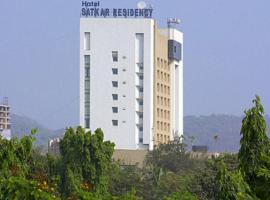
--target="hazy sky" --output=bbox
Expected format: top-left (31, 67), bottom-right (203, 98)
top-left (0, 0), bottom-right (270, 129)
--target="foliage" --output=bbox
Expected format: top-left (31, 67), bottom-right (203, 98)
top-left (0, 173), bottom-right (57, 200)
top-left (145, 137), bottom-right (204, 174)
top-left (164, 191), bottom-right (198, 200)
top-left (59, 127), bottom-right (115, 198)
top-left (216, 161), bottom-right (255, 200)
top-left (0, 130), bottom-right (36, 178)
top-left (238, 96), bottom-right (270, 199)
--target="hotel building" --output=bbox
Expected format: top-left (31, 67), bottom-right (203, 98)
top-left (80, 17), bottom-right (183, 150)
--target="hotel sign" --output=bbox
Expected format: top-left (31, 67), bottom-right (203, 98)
top-left (81, 1), bottom-right (153, 18)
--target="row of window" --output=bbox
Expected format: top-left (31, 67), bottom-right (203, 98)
top-left (157, 96), bottom-right (170, 107)
top-left (157, 83), bottom-right (170, 95)
top-left (112, 81), bottom-right (128, 88)
top-left (157, 108), bottom-right (170, 120)
top-left (157, 57), bottom-right (170, 71)
top-left (156, 134), bottom-right (170, 144)
top-left (157, 121), bottom-right (170, 132)
top-left (157, 70), bottom-right (170, 83)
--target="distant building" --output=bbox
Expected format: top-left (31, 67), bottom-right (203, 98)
top-left (48, 138), bottom-right (60, 155)
top-left (192, 145), bottom-right (208, 153)
top-left (0, 97), bottom-right (11, 140)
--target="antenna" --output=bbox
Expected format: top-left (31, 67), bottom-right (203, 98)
top-left (137, 1), bottom-right (147, 9)
top-left (167, 18), bottom-right (181, 28)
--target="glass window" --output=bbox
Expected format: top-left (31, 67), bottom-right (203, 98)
top-left (112, 107), bottom-right (118, 113)
top-left (112, 94), bottom-right (118, 100)
top-left (139, 100), bottom-right (143, 106)
top-left (84, 55), bottom-right (90, 67)
top-left (139, 87), bottom-right (143, 92)
top-left (85, 118), bottom-right (90, 129)
top-left (139, 138), bottom-right (143, 143)
top-left (112, 81), bottom-right (118, 88)
top-left (139, 127), bottom-right (143, 131)
top-left (112, 51), bottom-right (118, 62)
top-left (84, 32), bottom-right (90, 51)
top-left (85, 68), bottom-right (90, 78)
top-left (139, 75), bottom-right (144, 80)
top-left (112, 120), bottom-right (118, 126)
top-left (112, 68), bottom-right (118, 75)
top-left (139, 113), bottom-right (143, 118)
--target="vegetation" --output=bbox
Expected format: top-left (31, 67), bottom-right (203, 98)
top-left (1, 96), bottom-right (270, 199)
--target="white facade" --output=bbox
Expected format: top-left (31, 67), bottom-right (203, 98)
top-left (80, 18), bottom-right (183, 150)
top-left (0, 103), bottom-right (11, 140)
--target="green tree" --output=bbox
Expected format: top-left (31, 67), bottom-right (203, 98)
top-left (0, 176), bottom-right (57, 200)
top-left (59, 127), bottom-right (115, 198)
top-left (216, 161), bottom-right (255, 200)
top-left (238, 96), bottom-right (270, 198)
top-left (0, 130), bottom-right (36, 178)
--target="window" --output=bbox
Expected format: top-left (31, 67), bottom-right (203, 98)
top-left (112, 120), bottom-right (118, 126)
top-left (112, 51), bottom-right (118, 62)
top-left (139, 127), bottom-right (143, 131)
top-left (112, 94), bottom-right (118, 100)
top-left (139, 75), bottom-right (144, 80)
top-left (84, 55), bottom-right (90, 67)
top-left (85, 118), bottom-right (90, 129)
top-left (112, 68), bottom-right (118, 75)
top-left (112, 107), bottom-right (118, 113)
top-left (139, 87), bottom-right (143, 92)
top-left (84, 32), bottom-right (90, 51)
top-left (139, 113), bottom-right (143, 119)
top-left (85, 68), bottom-right (90, 78)
top-left (112, 81), bottom-right (118, 88)
top-left (139, 138), bottom-right (143, 143)
top-left (139, 100), bottom-right (143, 105)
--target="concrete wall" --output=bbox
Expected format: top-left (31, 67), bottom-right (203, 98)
top-left (80, 18), bottom-right (155, 150)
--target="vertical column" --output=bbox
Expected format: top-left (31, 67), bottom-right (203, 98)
top-left (135, 33), bottom-right (144, 145)
top-left (84, 55), bottom-right (90, 129)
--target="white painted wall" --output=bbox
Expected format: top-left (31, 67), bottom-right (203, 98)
top-left (168, 28), bottom-right (184, 138)
top-left (80, 18), bottom-right (155, 150)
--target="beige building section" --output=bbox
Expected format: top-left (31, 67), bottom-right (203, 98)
top-left (0, 105), bottom-right (11, 130)
top-left (153, 24), bottom-right (171, 146)
top-left (113, 150), bottom-right (148, 167)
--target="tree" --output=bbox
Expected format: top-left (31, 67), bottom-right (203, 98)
top-left (59, 127), bottom-right (115, 198)
top-left (216, 161), bottom-right (255, 200)
top-left (0, 130), bottom-right (36, 178)
top-left (238, 96), bottom-right (270, 198)
top-left (0, 176), bottom-right (57, 200)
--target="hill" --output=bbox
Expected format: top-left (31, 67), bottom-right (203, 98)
top-left (10, 114), bottom-right (270, 152)
top-left (11, 114), bottom-right (64, 148)
top-left (184, 114), bottom-right (270, 152)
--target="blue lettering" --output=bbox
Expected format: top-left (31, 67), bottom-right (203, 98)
top-left (94, 8), bottom-right (99, 16)
top-left (118, 9), bottom-right (122, 16)
top-left (113, 9), bottom-right (117, 17)
top-left (81, 8), bottom-right (86, 16)
top-left (135, 9), bottom-right (139, 17)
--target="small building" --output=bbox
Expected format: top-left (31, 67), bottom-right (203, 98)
top-left (192, 145), bottom-right (208, 153)
top-left (0, 97), bottom-right (11, 140)
top-left (48, 138), bottom-right (60, 155)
